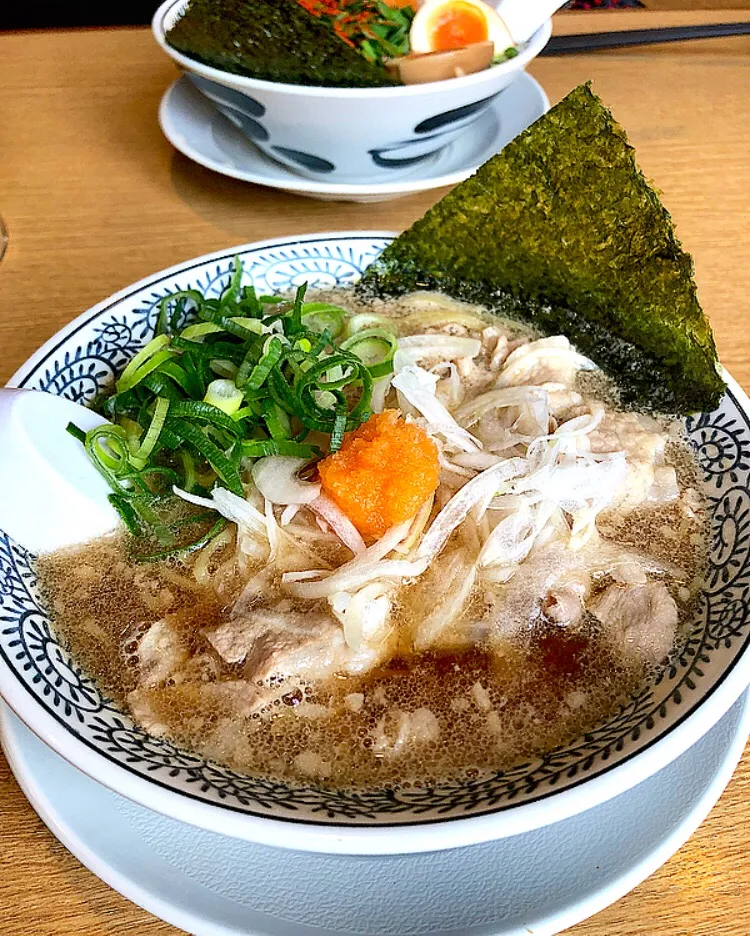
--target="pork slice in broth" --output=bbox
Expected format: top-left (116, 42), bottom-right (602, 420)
top-left (588, 411), bottom-right (680, 511)
top-left (588, 582), bottom-right (678, 665)
top-left (135, 617), bottom-right (188, 687)
top-left (205, 602), bottom-right (396, 710)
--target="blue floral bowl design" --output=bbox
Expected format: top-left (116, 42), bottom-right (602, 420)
top-left (2, 233), bottom-right (750, 856)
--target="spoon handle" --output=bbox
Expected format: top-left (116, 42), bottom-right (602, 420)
top-left (495, 0), bottom-right (566, 44)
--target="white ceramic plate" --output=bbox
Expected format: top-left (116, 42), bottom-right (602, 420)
top-left (158, 72), bottom-right (549, 202)
top-left (3, 694), bottom-right (748, 936)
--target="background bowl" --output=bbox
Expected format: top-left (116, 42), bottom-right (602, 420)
top-left (2, 233), bottom-right (750, 856)
top-left (152, 0), bottom-right (552, 183)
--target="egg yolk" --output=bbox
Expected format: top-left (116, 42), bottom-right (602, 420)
top-left (318, 410), bottom-right (440, 540)
top-left (429, 2), bottom-right (489, 50)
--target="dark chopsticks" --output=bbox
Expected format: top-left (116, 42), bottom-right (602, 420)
top-left (539, 22), bottom-right (750, 55)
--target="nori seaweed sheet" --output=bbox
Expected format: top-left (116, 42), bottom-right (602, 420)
top-left (357, 83), bottom-right (725, 414)
top-left (166, 0), bottom-right (399, 88)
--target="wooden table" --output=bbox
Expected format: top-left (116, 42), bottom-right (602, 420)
top-left (1, 10), bottom-right (749, 935)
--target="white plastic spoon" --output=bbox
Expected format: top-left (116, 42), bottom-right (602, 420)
top-left (495, 0), bottom-right (567, 45)
top-left (0, 389), bottom-right (119, 555)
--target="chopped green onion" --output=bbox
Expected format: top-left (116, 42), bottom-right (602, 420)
top-left (330, 394), bottom-right (348, 453)
top-left (71, 255), bottom-right (393, 561)
top-left (344, 312), bottom-right (399, 338)
top-left (209, 359), bottom-right (239, 380)
top-left (116, 334), bottom-right (173, 393)
top-left (244, 336), bottom-right (284, 391)
top-left (85, 424), bottom-right (132, 478)
top-left (295, 353), bottom-right (373, 432)
top-left (155, 289), bottom-right (204, 335)
top-left (341, 328), bottom-right (398, 378)
top-left (181, 352), bottom-right (207, 399)
top-left (230, 406), bottom-right (256, 423)
top-left (164, 417), bottom-right (244, 496)
top-left (133, 516), bottom-right (228, 563)
top-left (154, 360), bottom-right (200, 396)
top-left (181, 321), bottom-right (224, 341)
top-left (262, 399), bottom-right (292, 440)
top-left (203, 379), bottom-right (244, 416)
top-left (108, 493), bottom-right (143, 536)
top-left (140, 371), bottom-right (183, 402)
top-left (286, 283), bottom-right (307, 335)
top-left (168, 400), bottom-right (242, 435)
top-left (119, 348), bottom-right (178, 393)
top-left (129, 397), bottom-right (170, 470)
top-left (300, 302), bottom-right (347, 338)
top-left (65, 421), bottom-right (86, 444)
top-left (177, 450), bottom-right (197, 492)
top-left (219, 255), bottom-right (244, 312)
top-left (170, 336), bottom-right (246, 361)
top-left (241, 439), bottom-right (321, 459)
top-left (221, 317), bottom-right (266, 342)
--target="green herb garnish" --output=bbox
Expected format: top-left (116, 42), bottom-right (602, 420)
top-left (71, 258), bottom-right (397, 559)
top-left (326, 1), bottom-right (416, 67)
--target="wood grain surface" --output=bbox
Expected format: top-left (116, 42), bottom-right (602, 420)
top-left (1, 10), bottom-right (749, 935)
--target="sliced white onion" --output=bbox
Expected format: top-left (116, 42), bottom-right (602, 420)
top-left (454, 386), bottom-right (549, 433)
top-left (330, 583), bottom-right (392, 651)
top-left (283, 557), bottom-right (427, 600)
top-left (398, 297), bottom-right (491, 331)
top-left (431, 361), bottom-right (463, 410)
top-left (518, 452), bottom-right (629, 517)
top-left (478, 504), bottom-right (539, 570)
top-left (450, 451), bottom-right (503, 471)
top-left (280, 503), bottom-right (300, 527)
top-left (393, 347), bottom-right (417, 373)
top-left (392, 365), bottom-right (481, 453)
top-left (525, 406), bottom-right (605, 458)
top-left (370, 374), bottom-right (393, 413)
top-left (252, 456), bottom-right (320, 505)
top-left (282, 519), bottom-right (416, 599)
top-left (416, 458), bottom-right (527, 563)
top-left (173, 486), bottom-right (266, 536)
top-left (283, 570), bottom-right (328, 583)
top-left (414, 551), bottom-right (477, 650)
top-left (264, 498), bottom-right (281, 561)
top-left (497, 336), bottom-right (597, 388)
top-left (308, 495), bottom-right (366, 555)
top-left (398, 334), bottom-right (482, 361)
top-left (367, 518), bottom-right (415, 561)
top-left (394, 497), bottom-right (434, 555)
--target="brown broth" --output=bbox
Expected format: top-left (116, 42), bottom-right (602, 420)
top-left (37, 505), bottom-right (705, 790)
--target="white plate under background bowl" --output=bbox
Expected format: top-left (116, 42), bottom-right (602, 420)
top-left (158, 72), bottom-right (549, 202)
top-left (2, 234), bottom-right (750, 856)
top-left (3, 693), bottom-right (749, 935)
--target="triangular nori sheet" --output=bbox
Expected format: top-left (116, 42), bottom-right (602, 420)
top-left (166, 0), bottom-right (398, 89)
top-left (358, 83), bottom-right (724, 414)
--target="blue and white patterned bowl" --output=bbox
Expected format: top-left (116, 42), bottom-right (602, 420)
top-left (152, 0), bottom-right (551, 183)
top-left (2, 233), bottom-right (750, 856)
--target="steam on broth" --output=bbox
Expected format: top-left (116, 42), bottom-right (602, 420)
top-left (38, 290), bottom-right (708, 789)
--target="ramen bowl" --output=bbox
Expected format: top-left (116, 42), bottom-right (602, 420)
top-left (2, 233), bottom-right (750, 856)
top-left (152, 0), bottom-right (552, 183)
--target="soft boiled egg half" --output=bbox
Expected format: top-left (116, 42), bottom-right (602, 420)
top-left (409, 0), bottom-right (513, 56)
